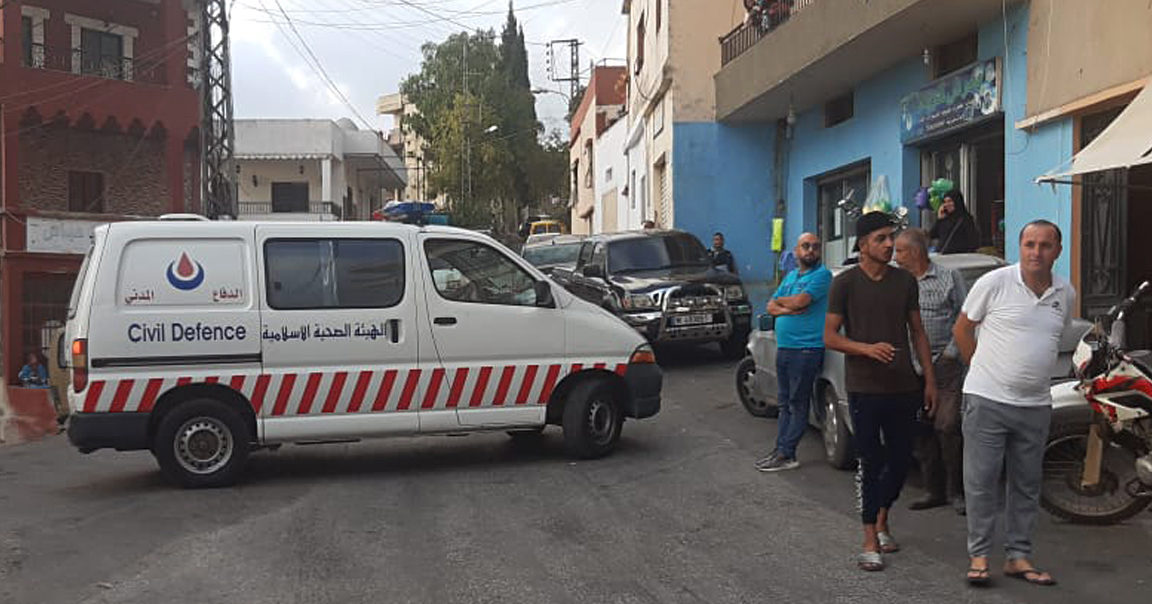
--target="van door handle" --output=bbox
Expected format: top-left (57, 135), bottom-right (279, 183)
top-left (388, 319), bottom-right (400, 344)
top-left (434, 317), bottom-right (457, 326)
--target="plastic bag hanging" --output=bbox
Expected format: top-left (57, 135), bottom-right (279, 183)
top-left (863, 175), bottom-right (893, 214)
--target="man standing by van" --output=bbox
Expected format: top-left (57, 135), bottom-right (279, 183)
top-left (757, 233), bottom-right (831, 472)
top-left (894, 228), bottom-right (968, 515)
top-left (824, 212), bottom-right (937, 572)
top-left (953, 220), bottom-right (1074, 587)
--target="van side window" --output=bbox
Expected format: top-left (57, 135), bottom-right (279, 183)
top-left (424, 239), bottom-right (538, 307)
top-left (265, 239), bottom-right (405, 310)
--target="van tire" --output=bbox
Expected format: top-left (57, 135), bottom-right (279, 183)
top-left (153, 398), bottom-right (249, 488)
top-left (562, 380), bottom-right (622, 459)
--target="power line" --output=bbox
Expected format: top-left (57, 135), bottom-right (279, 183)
top-left (267, 0), bottom-right (374, 129)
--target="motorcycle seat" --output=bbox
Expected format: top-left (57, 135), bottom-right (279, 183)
top-left (1126, 350), bottom-right (1152, 375)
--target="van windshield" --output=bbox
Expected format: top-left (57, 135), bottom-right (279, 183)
top-left (67, 246), bottom-right (93, 319)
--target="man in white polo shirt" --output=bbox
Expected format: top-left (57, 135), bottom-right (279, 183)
top-left (953, 219), bottom-right (1075, 587)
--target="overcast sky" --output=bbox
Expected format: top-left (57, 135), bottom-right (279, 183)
top-left (230, 0), bottom-right (628, 135)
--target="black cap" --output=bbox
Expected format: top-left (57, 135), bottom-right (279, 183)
top-left (853, 211), bottom-right (896, 251)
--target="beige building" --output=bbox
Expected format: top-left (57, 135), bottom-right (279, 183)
top-left (620, 0), bottom-right (745, 228)
top-left (235, 119), bottom-right (406, 222)
top-left (377, 93), bottom-right (444, 206)
top-left (569, 66), bottom-right (627, 234)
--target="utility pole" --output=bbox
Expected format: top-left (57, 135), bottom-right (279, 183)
top-left (199, 0), bottom-right (237, 219)
top-left (546, 39), bottom-right (583, 106)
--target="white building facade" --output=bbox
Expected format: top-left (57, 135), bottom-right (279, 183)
top-left (235, 119), bottom-right (406, 221)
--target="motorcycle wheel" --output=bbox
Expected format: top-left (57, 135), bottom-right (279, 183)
top-left (1040, 420), bottom-right (1152, 525)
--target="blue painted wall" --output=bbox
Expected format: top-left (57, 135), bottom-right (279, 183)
top-left (783, 56), bottom-right (928, 250)
top-left (982, 2), bottom-right (1075, 277)
top-left (672, 122), bottom-right (776, 314)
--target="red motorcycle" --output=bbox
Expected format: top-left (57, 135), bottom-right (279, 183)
top-left (1042, 281), bottom-right (1152, 524)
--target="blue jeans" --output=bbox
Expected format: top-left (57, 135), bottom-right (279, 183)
top-left (774, 348), bottom-right (824, 459)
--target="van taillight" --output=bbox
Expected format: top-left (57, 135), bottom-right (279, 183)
top-left (71, 339), bottom-right (88, 393)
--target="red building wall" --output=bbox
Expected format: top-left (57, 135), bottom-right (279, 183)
top-left (0, 0), bottom-right (202, 378)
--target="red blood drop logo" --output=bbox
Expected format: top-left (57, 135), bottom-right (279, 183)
top-left (176, 253), bottom-right (195, 278)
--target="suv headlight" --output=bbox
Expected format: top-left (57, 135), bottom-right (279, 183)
top-left (724, 285), bottom-right (746, 301)
top-left (622, 294), bottom-right (656, 310)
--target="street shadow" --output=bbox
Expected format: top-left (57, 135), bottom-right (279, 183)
top-left (243, 432), bottom-right (660, 487)
top-left (60, 432), bottom-right (662, 493)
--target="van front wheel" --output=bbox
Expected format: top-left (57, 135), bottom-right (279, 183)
top-left (153, 399), bottom-right (250, 488)
top-left (562, 380), bottom-right (622, 459)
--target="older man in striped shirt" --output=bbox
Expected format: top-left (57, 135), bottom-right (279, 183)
top-left (894, 228), bottom-right (968, 515)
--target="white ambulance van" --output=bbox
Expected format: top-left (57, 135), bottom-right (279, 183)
top-left (64, 217), bottom-right (661, 487)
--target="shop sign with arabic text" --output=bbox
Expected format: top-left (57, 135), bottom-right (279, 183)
top-left (901, 58), bottom-right (1002, 144)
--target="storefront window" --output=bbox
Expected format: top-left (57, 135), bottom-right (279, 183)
top-left (817, 165), bottom-right (869, 268)
top-left (920, 121), bottom-right (1004, 256)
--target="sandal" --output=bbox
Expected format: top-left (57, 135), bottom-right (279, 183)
top-left (857, 550), bottom-right (885, 572)
top-left (966, 566), bottom-right (991, 587)
top-left (1005, 567), bottom-right (1057, 586)
top-left (877, 531), bottom-right (900, 554)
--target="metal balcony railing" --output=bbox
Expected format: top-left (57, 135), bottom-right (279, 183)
top-left (238, 201), bottom-right (344, 219)
top-left (21, 43), bottom-right (167, 85)
top-left (720, 0), bottom-right (814, 67)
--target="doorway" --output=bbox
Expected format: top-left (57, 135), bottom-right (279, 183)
top-left (920, 120), bottom-right (1006, 255)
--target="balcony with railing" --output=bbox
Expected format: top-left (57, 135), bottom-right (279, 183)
top-left (720, 0), bottom-right (813, 67)
top-left (22, 42), bottom-right (168, 85)
top-left (715, 0), bottom-right (1013, 123)
top-left (238, 201), bottom-right (344, 222)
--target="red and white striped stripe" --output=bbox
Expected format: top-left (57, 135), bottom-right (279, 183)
top-left (79, 361), bottom-right (629, 416)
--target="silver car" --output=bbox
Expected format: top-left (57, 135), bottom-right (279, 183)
top-left (736, 253), bottom-right (1092, 469)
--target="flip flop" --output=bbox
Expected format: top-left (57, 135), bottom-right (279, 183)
top-left (877, 531), bottom-right (900, 554)
top-left (857, 551), bottom-right (885, 572)
top-left (1005, 568), bottom-right (1057, 586)
top-left (966, 566), bottom-right (991, 587)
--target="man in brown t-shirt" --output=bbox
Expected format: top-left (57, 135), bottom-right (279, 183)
top-left (824, 212), bottom-right (937, 572)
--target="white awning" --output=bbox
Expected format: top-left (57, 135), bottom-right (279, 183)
top-left (1037, 81), bottom-right (1152, 182)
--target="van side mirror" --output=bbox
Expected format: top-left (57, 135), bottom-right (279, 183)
top-left (583, 264), bottom-right (604, 279)
top-left (534, 281), bottom-right (555, 308)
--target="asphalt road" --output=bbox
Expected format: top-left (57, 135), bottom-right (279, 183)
top-left (2, 350), bottom-right (1150, 604)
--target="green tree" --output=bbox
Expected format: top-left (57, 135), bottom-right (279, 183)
top-left (400, 6), bottom-right (568, 232)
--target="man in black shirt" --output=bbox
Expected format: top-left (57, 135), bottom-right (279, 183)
top-left (710, 232), bottom-right (737, 273)
top-left (824, 212), bottom-right (937, 572)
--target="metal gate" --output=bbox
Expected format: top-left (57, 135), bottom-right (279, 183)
top-left (21, 273), bottom-right (76, 359)
top-left (1080, 107), bottom-right (1127, 319)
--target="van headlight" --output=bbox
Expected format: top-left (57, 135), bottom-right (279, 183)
top-left (621, 294), bottom-right (656, 310)
top-left (724, 285), bottom-right (745, 300)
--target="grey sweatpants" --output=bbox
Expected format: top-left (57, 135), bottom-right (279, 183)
top-left (962, 394), bottom-right (1052, 559)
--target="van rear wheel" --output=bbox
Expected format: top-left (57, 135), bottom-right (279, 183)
top-left (153, 399), bottom-right (249, 488)
top-left (562, 380), bottom-right (622, 459)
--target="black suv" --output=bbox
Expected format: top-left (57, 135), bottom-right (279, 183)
top-left (551, 230), bottom-right (752, 357)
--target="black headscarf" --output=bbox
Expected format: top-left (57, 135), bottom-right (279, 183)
top-left (929, 190), bottom-right (980, 254)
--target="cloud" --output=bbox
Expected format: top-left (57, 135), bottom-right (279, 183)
top-left (231, 0), bottom-right (628, 131)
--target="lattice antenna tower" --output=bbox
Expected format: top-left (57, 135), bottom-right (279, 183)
top-left (546, 39), bottom-right (583, 103)
top-left (199, 0), bottom-right (237, 219)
